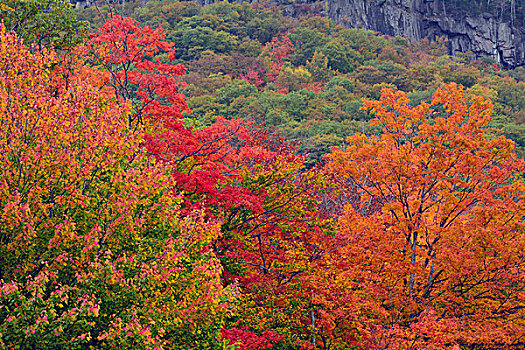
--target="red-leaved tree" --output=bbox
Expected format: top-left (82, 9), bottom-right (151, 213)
top-left (88, 15), bottom-right (275, 215)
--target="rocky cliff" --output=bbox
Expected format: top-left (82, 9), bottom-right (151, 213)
top-left (71, 0), bottom-right (145, 8)
top-left (71, 0), bottom-right (525, 68)
top-left (71, 0), bottom-right (102, 7)
top-left (327, 0), bottom-right (525, 68)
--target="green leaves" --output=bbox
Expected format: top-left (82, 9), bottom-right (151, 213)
top-left (0, 27), bottom-right (237, 349)
top-left (1, 0), bottom-right (88, 50)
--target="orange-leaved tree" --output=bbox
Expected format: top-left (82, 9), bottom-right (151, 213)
top-left (321, 83), bottom-right (525, 349)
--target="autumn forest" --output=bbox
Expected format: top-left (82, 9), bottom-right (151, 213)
top-left (1, 0), bottom-right (525, 349)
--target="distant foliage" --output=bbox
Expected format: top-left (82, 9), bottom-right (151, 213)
top-left (77, 0), bottom-right (525, 160)
top-left (1, 0), bottom-right (87, 50)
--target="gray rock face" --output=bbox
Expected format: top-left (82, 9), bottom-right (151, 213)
top-left (71, 0), bottom-right (134, 9)
top-left (327, 0), bottom-right (525, 68)
top-left (71, 0), bottom-right (91, 7)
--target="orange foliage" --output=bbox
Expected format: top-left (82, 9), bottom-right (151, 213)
top-left (320, 83), bottom-right (525, 349)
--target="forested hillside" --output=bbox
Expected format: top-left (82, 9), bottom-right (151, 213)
top-left (76, 0), bottom-right (525, 164)
top-left (1, 0), bottom-right (525, 349)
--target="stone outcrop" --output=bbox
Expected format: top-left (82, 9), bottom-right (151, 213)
top-left (71, 0), bottom-right (143, 9)
top-left (71, 0), bottom-right (101, 8)
top-left (327, 0), bottom-right (525, 68)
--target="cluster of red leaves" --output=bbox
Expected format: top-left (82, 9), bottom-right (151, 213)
top-left (221, 327), bottom-right (283, 349)
top-left (240, 35), bottom-right (296, 92)
top-left (89, 15), bottom-right (277, 215)
top-left (89, 15), bottom-right (189, 129)
top-left (261, 35), bottom-right (294, 83)
top-left (239, 69), bottom-right (265, 90)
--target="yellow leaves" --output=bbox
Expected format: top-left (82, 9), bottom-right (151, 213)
top-left (0, 4), bottom-right (14, 12)
top-left (0, 26), bottom-right (10, 60)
